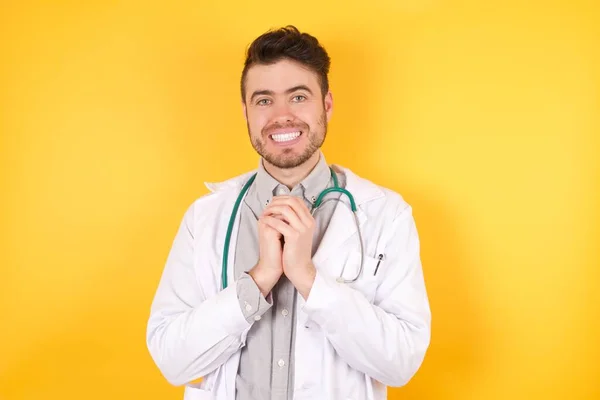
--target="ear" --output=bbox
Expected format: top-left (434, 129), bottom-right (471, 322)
top-left (324, 91), bottom-right (333, 122)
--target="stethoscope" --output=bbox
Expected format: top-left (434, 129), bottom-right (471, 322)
top-left (221, 167), bottom-right (364, 289)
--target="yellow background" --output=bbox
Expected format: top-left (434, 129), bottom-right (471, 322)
top-left (1, 0), bottom-right (598, 399)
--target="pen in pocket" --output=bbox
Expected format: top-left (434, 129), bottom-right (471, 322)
top-left (373, 253), bottom-right (385, 276)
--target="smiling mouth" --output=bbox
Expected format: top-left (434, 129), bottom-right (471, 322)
top-left (270, 131), bottom-right (302, 143)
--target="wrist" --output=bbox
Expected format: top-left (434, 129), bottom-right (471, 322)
top-left (287, 262), bottom-right (316, 300)
top-left (249, 263), bottom-right (281, 297)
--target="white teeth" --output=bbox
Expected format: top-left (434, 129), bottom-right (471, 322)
top-left (271, 131), bottom-right (301, 142)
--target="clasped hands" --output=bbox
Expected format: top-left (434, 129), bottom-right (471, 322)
top-left (249, 195), bottom-right (317, 300)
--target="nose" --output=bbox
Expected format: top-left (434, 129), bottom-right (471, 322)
top-left (271, 101), bottom-right (294, 123)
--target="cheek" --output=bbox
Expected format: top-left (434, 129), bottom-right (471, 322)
top-left (247, 111), bottom-right (268, 133)
top-left (297, 106), bottom-right (322, 127)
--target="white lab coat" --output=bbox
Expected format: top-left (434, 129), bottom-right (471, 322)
top-left (146, 165), bottom-right (431, 400)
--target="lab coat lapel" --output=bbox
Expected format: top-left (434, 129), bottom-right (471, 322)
top-left (205, 169), bottom-right (257, 290)
top-left (312, 199), bottom-right (365, 267)
top-left (311, 166), bottom-right (382, 266)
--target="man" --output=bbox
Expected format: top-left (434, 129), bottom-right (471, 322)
top-left (146, 25), bottom-right (431, 400)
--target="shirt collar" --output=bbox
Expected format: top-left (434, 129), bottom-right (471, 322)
top-left (255, 160), bottom-right (281, 208)
top-left (254, 151), bottom-right (332, 209)
top-left (301, 152), bottom-right (333, 204)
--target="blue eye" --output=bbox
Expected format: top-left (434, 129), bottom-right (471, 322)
top-left (292, 95), bottom-right (306, 102)
top-left (257, 99), bottom-right (271, 106)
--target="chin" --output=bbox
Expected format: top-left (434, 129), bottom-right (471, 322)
top-left (265, 150), bottom-right (315, 169)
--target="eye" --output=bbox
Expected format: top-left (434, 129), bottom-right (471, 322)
top-left (257, 98), bottom-right (271, 106)
top-left (292, 95), bottom-right (306, 102)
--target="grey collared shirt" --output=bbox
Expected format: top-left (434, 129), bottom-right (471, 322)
top-left (233, 153), bottom-right (345, 400)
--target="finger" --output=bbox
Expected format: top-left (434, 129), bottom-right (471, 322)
top-left (260, 215), bottom-right (287, 239)
top-left (262, 215), bottom-right (297, 238)
top-left (265, 200), bottom-right (309, 228)
top-left (261, 202), bottom-right (288, 221)
top-left (267, 195), bottom-right (310, 218)
top-left (290, 196), bottom-right (314, 221)
top-left (258, 216), bottom-right (282, 235)
top-left (265, 212), bottom-right (286, 221)
top-left (269, 196), bottom-right (313, 227)
top-left (264, 205), bottom-right (304, 231)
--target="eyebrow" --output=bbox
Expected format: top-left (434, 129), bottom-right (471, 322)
top-left (249, 85), bottom-right (313, 103)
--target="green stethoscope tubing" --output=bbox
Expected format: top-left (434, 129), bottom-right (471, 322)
top-left (221, 167), bottom-right (361, 290)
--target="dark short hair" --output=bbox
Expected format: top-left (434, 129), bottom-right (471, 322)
top-left (240, 25), bottom-right (331, 102)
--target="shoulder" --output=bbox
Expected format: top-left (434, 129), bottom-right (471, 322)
top-left (182, 168), bottom-right (258, 222)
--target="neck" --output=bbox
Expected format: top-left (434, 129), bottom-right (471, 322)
top-left (263, 152), bottom-right (321, 189)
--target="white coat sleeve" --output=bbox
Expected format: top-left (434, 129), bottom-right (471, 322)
top-left (302, 203), bottom-right (431, 387)
top-left (146, 202), bottom-right (253, 386)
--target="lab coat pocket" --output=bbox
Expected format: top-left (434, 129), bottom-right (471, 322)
top-left (341, 250), bottom-right (382, 303)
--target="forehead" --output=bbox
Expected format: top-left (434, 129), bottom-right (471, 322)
top-left (245, 59), bottom-right (320, 94)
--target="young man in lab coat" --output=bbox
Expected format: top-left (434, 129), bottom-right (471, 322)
top-left (146, 25), bottom-right (431, 400)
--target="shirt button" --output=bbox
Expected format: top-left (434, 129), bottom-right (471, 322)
top-left (281, 309), bottom-right (289, 316)
top-left (254, 315), bottom-right (261, 321)
top-left (245, 303), bottom-right (252, 312)
top-left (277, 359), bottom-right (285, 367)
top-left (276, 187), bottom-right (287, 196)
